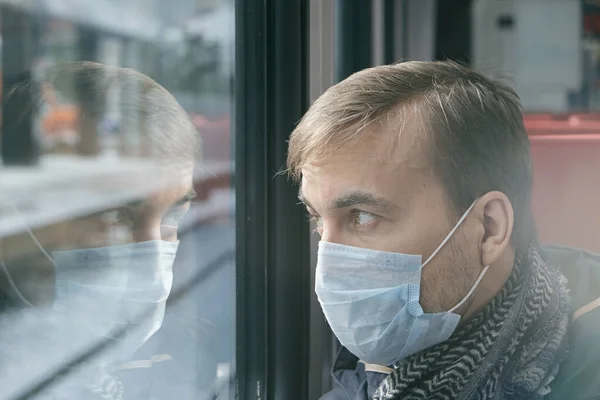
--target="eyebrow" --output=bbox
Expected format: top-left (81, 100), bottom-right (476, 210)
top-left (331, 190), bottom-right (394, 210)
top-left (298, 189), bottom-right (394, 211)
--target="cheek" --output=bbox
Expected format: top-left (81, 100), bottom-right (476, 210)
top-left (417, 233), bottom-right (480, 313)
top-left (418, 257), bottom-right (443, 313)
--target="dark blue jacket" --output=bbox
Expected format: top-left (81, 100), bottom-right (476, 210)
top-left (321, 245), bottom-right (600, 400)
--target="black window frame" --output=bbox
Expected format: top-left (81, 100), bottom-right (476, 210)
top-left (235, 0), bottom-right (311, 399)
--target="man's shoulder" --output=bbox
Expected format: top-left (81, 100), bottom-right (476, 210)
top-left (319, 347), bottom-right (389, 400)
top-left (548, 312), bottom-right (600, 400)
top-left (543, 245), bottom-right (600, 399)
top-left (543, 244), bottom-right (600, 311)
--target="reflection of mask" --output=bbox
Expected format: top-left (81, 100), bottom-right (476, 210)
top-left (52, 240), bottom-right (178, 355)
top-left (315, 200), bottom-right (489, 366)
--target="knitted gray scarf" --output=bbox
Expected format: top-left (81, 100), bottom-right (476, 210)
top-left (373, 244), bottom-right (571, 400)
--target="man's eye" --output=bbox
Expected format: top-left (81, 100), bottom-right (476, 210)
top-left (116, 209), bottom-right (130, 222)
top-left (354, 211), bottom-right (376, 227)
top-left (103, 209), bottom-right (134, 226)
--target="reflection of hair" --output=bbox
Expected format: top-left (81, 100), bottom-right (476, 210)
top-left (45, 61), bottom-right (200, 162)
top-left (288, 60), bottom-right (535, 250)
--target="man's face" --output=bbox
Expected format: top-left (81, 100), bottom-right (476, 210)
top-left (2, 164), bottom-right (195, 305)
top-left (300, 121), bottom-right (483, 314)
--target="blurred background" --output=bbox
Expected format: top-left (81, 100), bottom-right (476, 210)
top-left (0, 0), bottom-right (597, 399)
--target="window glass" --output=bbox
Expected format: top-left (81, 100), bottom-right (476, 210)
top-left (0, 1), bottom-right (235, 399)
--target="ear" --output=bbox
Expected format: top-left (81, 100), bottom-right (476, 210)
top-left (477, 191), bottom-right (514, 267)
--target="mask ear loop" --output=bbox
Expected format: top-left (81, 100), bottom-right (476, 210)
top-left (418, 199), bottom-right (489, 314)
top-left (0, 203), bottom-right (57, 307)
top-left (448, 264), bottom-right (490, 313)
top-left (422, 199), bottom-right (479, 267)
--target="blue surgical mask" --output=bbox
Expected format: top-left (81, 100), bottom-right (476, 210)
top-left (52, 240), bottom-right (178, 355)
top-left (315, 201), bottom-right (489, 366)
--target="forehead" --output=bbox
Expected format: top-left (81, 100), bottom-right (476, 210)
top-left (301, 118), bottom-right (435, 204)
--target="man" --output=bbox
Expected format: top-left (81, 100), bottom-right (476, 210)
top-left (287, 61), bottom-right (600, 399)
top-left (0, 62), bottom-right (199, 399)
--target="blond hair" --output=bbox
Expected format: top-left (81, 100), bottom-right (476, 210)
top-left (288, 60), bottom-right (535, 248)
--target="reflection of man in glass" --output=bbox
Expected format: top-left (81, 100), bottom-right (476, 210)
top-left (0, 62), bottom-right (199, 399)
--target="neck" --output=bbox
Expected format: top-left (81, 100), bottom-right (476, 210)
top-left (463, 248), bottom-right (515, 320)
